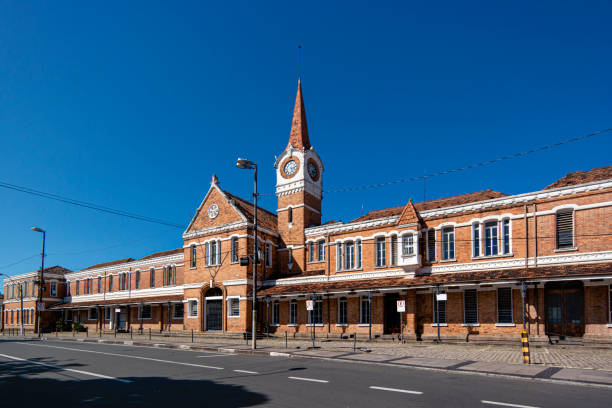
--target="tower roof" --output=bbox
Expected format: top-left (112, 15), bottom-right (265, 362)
top-left (287, 78), bottom-right (311, 151)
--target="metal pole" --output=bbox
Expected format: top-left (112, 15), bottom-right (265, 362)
top-left (37, 231), bottom-right (45, 337)
top-left (19, 284), bottom-right (24, 336)
top-left (400, 311), bottom-right (403, 343)
top-left (436, 285), bottom-right (441, 343)
top-left (266, 297), bottom-right (270, 337)
top-left (252, 164), bottom-right (258, 350)
top-left (521, 281), bottom-right (527, 330)
top-left (368, 291), bottom-right (372, 341)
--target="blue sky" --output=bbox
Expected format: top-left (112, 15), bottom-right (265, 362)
top-left (1, 1), bottom-right (611, 284)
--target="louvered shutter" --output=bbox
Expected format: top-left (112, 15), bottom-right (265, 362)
top-left (556, 210), bottom-right (574, 248)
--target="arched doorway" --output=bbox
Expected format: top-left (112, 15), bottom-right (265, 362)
top-left (205, 287), bottom-right (223, 331)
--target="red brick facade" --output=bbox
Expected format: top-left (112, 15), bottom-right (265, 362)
top-left (4, 81), bottom-right (611, 342)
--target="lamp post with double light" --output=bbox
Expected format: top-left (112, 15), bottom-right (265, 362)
top-left (31, 227), bottom-right (45, 337)
top-left (236, 158), bottom-right (258, 350)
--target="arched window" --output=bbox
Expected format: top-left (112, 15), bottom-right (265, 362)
top-left (205, 287), bottom-right (223, 297)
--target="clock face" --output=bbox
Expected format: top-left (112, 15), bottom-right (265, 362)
top-left (308, 162), bottom-right (318, 180)
top-left (284, 160), bottom-right (298, 176)
top-left (207, 204), bottom-right (219, 219)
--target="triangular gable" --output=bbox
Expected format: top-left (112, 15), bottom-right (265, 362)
top-left (397, 199), bottom-right (420, 226)
top-left (183, 175), bottom-right (248, 234)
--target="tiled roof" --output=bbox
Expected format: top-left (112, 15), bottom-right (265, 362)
top-left (48, 295), bottom-right (183, 309)
top-left (42, 266), bottom-right (73, 275)
top-left (257, 263), bottom-right (612, 296)
top-left (81, 258), bottom-right (135, 271)
top-left (224, 190), bottom-right (278, 231)
top-left (544, 165), bottom-right (612, 190)
top-left (138, 248), bottom-right (183, 260)
top-left (351, 190), bottom-right (507, 223)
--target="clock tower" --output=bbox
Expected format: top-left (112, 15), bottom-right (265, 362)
top-left (274, 78), bottom-right (324, 274)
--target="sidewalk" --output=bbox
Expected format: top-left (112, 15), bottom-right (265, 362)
top-left (3, 331), bottom-right (612, 387)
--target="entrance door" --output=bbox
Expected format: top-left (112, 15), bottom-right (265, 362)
top-left (384, 293), bottom-right (401, 334)
top-left (206, 300), bottom-right (222, 330)
top-left (545, 281), bottom-right (584, 337)
top-left (117, 309), bottom-right (127, 331)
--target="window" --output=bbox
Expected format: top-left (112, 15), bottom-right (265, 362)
top-left (472, 223), bottom-right (480, 257)
top-left (109, 275), bottom-right (113, 292)
top-left (288, 207), bottom-right (293, 224)
top-left (207, 240), bottom-right (220, 266)
top-left (497, 288), bottom-right (513, 324)
top-left (272, 300), bottom-right (279, 325)
top-left (121, 273), bottom-right (127, 291)
top-left (164, 266), bottom-right (175, 286)
top-left (66, 282), bottom-right (71, 296)
top-left (135, 271), bottom-right (141, 289)
top-left (31, 280), bottom-right (35, 296)
top-left (265, 243), bottom-right (272, 267)
top-left (502, 219), bottom-right (511, 254)
top-left (338, 297), bottom-right (347, 325)
top-left (427, 229), bottom-right (436, 262)
top-left (190, 245), bottom-right (197, 268)
top-left (188, 300), bottom-right (198, 317)
top-left (609, 285), bottom-right (612, 323)
top-left (50, 282), bottom-right (57, 297)
top-left (336, 244), bottom-right (343, 271)
top-left (97, 277), bottom-right (102, 293)
top-left (139, 305), bottom-right (152, 319)
top-left (104, 307), bottom-right (110, 321)
top-left (174, 303), bottom-right (184, 319)
top-left (433, 291), bottom-right (447, 324)
top-left (309, 299), bottom-right (322, 324)
top-left (150, 268), bottom-right (155, 288)
top-left (356, 240), bottom-right (362, 269)
top-left (464, 289), bottom-right (478, 324)
top-left (88, 308), bottom-right (98, 320)
top-left (442, 227), bottom-right (455, 260)
top-left (375, 237), bottom-right (386, 267)
top-left (228, 298), bottom-right (240, 317)
top-left (75, 280), bottom-right (80, 296)
top-left (308, 242), bottom-right (314, 262)
top-left (318, 240), bottom-right (325, 261)
top-left (85, 279), bottom-right (90, 295)
top-left (360, 296), bottom-right (371, 324)
top-left (345, 241), bottom-right (355, 270)
top-left (556, 209), bottom-right (574, 249)
top-left (402, 234), bottom-right (414, 256)
top-left (24, 281), bottom-right (29, 297)
top-left (390, 235), bottom-right (398, 266)
top-left (231, 238), bottom-right (239, 263)
top-left (484, 221), bottom-right (498, 256)
top-left (288, 248), bottom-right (293, 267)
top-left (289, 300), bottom-right (297, 325)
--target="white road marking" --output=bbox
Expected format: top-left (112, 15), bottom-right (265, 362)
top-left (0, 353), bottom-right (132, 383)
top-left (288, 376), bottom-right (329, 383)
top-left (17, 342), bottom-right (224, 370)
top-left (369, 386), bottom-right (423, 395)
top-left (234, 369), bottom-right (259, 374)
top-left (196, 354), bottom-right (236, 358)
top-left (482, 400), bottom-right (540, 408)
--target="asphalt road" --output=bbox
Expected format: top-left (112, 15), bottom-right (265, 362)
top-left (1, 339), bottom-right (610, 407)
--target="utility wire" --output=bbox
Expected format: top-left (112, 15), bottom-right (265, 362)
top-left (0, 181), bottom-right (185, 229)
top-left (324, 128), bottom-right (612, 193)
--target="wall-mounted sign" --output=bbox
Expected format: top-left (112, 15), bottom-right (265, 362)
top-left (396, 300), bottom-right (406, 313)
top-left (436, 293), bottom-right (447, 301)
top-left (306, 300), bottom-right (314, 311)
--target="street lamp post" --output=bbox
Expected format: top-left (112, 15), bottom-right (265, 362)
top-left (236, 158), bottom-right (258, 350)
top-left (31, 227), bottom-right (46, 337)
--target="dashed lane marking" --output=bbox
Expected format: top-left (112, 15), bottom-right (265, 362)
top-left (234, 369), bottom-right (259, 374)
top-left (16, 342), bottom-right (224, 370)
top-left (0, 353), bottom-right (132, 383)
top-left (481, 400), bottom-right (540, 408)
top-left (369, 386), bottom-right (423, 395)
top-left (196, 354), bottom-right (236, 358)
top-left (288, 376), bottom-right (329, 383)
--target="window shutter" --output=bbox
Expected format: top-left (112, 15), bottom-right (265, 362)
top-left (427, 229), bottom-right (436, 261)
top-left (556, 210), bottom-right (574, 248)
top-left (464, 289), bottom-right (478, 324)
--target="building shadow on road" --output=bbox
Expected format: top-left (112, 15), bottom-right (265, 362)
top-left (0, 358), bottom-right (268, 407)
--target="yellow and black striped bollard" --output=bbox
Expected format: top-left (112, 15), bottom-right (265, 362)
top-left (521, 329), bottom-right (530, 364)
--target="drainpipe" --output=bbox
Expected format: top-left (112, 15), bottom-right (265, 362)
top-left (524, 204), bottom-right (529, 269)
top-left (533, 203), bottom-right (538, 267)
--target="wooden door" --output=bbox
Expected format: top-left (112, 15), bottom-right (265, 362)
top-left (545, 282), bottom-right (584, 337)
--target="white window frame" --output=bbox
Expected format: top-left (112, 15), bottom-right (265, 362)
top-left (401, 233), bottom-right (414, 256)
top-left (50, 282), bottom-right (57, 297)
top-left (272, 300), bottom-right (279, 326)
top-left (472, 223), bottom-right (481, 258)
top-left (442, 227), bottom-right (455, 260)
top-left (227, 297), bottom-right (240, 318)
top-left (190, 245), bottom-right (197, 268)
top-left (188, 300), bottom-right (199, 318)
top-left (344, 241), bottom-right (355, 270)
top-left (308, 242), bottom-right (315, 263)
top-left (231, 237), bottom-right (239, 264)
top-left (555, 209), bottom-right (575, 249)
top-left (360, 296), bottom-right (371, 325)
top-left (317, 240), bottom-right (325, 261)
top-left (336, 243), bottom-right (342, 271)
top-left (375, 237), bottom-right (386, 267)
top-left (502, 218), bottom-right (512, 255)
top-left (484, 221), bottom-right (499, 256)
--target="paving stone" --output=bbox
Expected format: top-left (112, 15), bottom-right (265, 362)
top-left (391, 357), bottom-right (465, 368)
top-left (552, 368), bottom-right (612, 384)
top-left (457, 361), bottom-right (548, 376)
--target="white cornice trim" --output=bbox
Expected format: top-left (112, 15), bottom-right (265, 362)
top-left (305, 216), bottom-right (398, 237)
top-left (4, 273), bottom-right (66, 282)
top-left (183, 221), bottom-right (248, 239)
top-left (65, 253), bottom-right (184, 278)
top-left (65, 285), bottom-right (184, 304)
top-left (263, 269), bottom-right (410, 286)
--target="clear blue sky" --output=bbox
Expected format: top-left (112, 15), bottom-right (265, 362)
top-left (1, 1), bottom-right (611, 284)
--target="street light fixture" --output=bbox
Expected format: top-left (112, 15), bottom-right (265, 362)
top-left (31, 227), bottom-right (46, 337)
top-left (236, 158), bottom-right (258, 350)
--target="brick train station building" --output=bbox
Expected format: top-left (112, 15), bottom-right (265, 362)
top-left (2, 79), bottom-right (612, 342)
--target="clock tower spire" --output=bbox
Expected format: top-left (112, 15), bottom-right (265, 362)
top-left (274, 78), bottom-right (324, 274)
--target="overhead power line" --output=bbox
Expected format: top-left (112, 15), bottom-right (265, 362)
top-left (0, 181), bottom-right (185, 229)
top-left (325, 128), bottom-right (612, 193)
